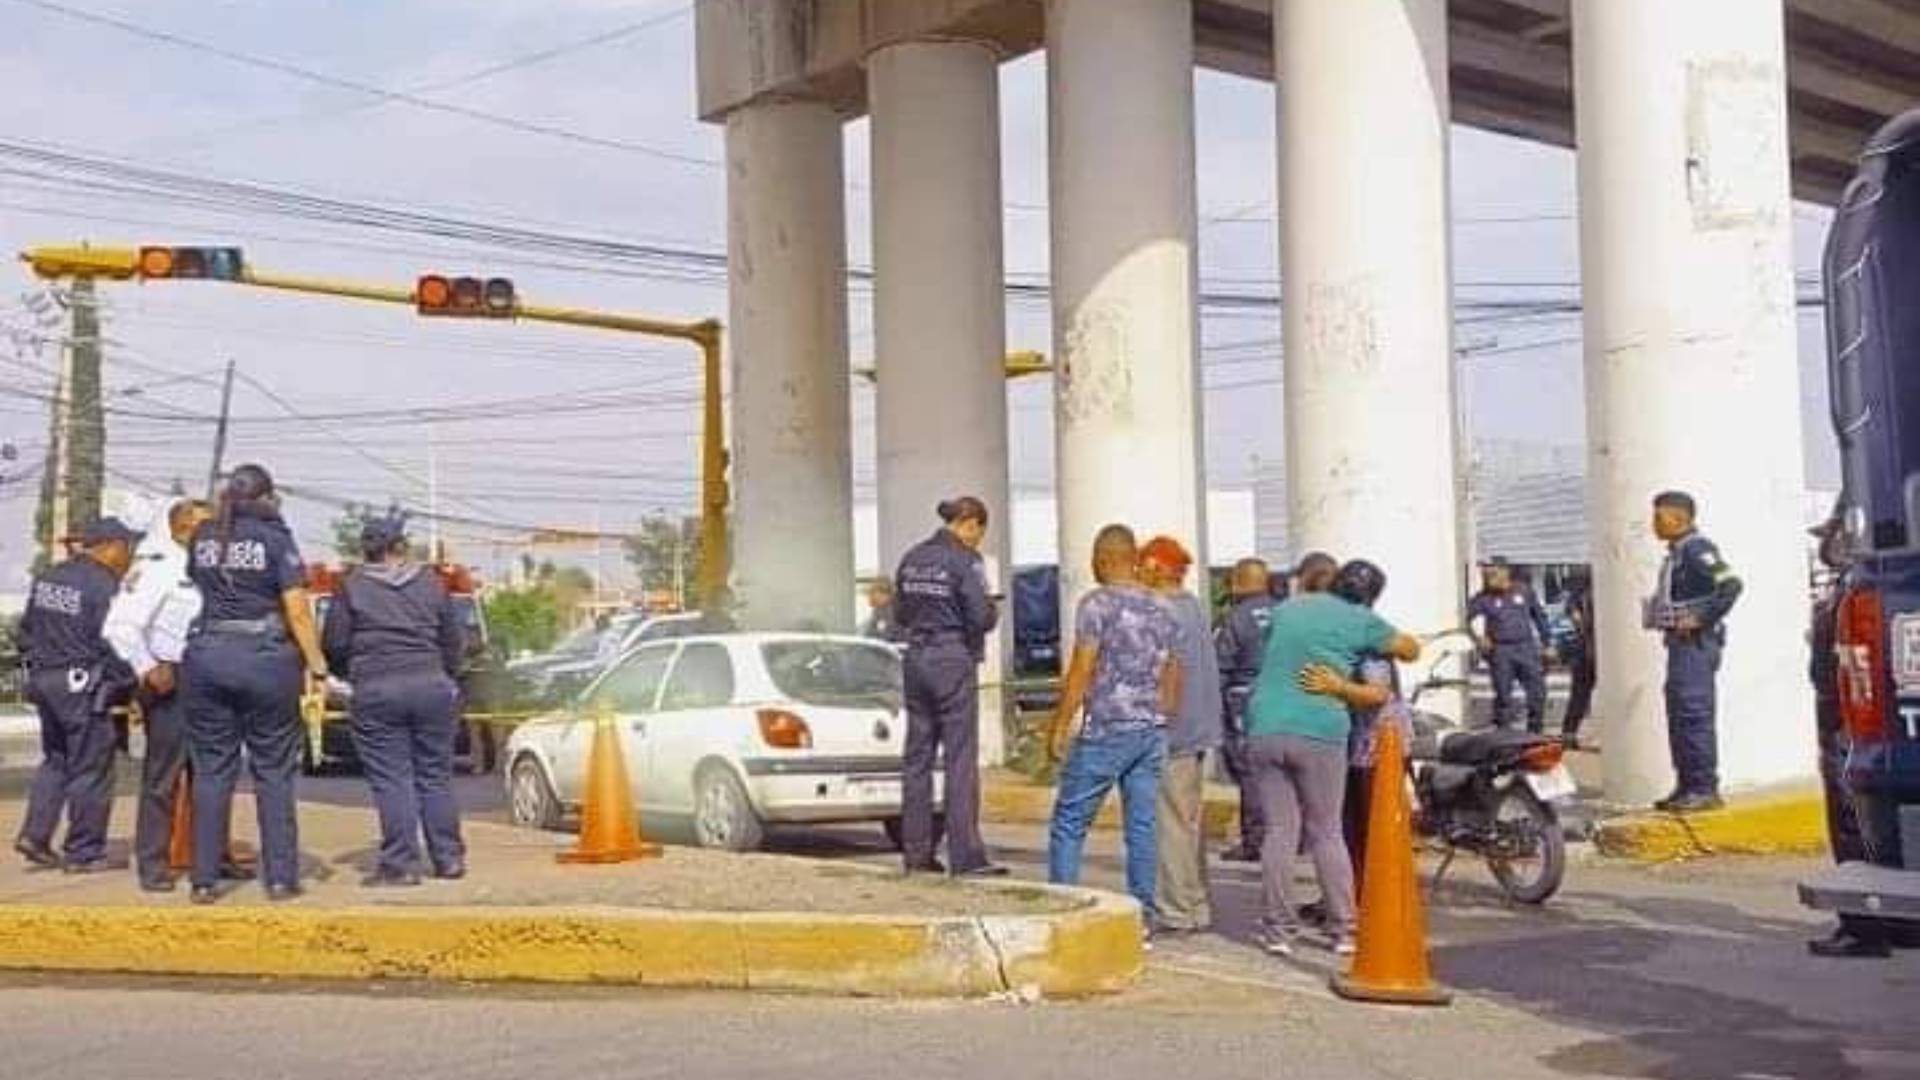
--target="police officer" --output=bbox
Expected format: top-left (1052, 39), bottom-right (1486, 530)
top-left (1645, 490), bottom-right (1742, 813)
top-left (322, 514), bottom-right (467, 886)
top-left (184, 464), bottom-right (328, 903)
top-left (1468, 557), bottom-right (1553, 732)
top-left (861, 579), bottom-right (900, 643)
top-left (1214, 557), bottom-right (1275, 863)
top-left (892, 495), bottom-right (1002, 877)
top-left (13, 518), bottom-right (141, 872)
top-left (104, 497), bottom-right (224, 891)
top-left (1561, 569), bottom-right (1597, 751)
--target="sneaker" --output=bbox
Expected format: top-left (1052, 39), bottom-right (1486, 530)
top-left (13, 838), bottom-right (58, 869)
top-left (1664, 791), bottom-right (1724, 814)
top-left (1328, 933), bottom-right (1357, 957)
top-left (1255, 926), bottom-right (1298, 958)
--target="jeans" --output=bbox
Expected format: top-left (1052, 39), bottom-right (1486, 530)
top-left (1048, 727), bottom-right (1166, 916)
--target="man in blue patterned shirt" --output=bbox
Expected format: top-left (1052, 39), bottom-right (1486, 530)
top-left (1047, 524), bottom-right (1184, 921)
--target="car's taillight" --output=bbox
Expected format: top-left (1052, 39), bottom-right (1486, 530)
top-left (757, 708), bottom-right (813, 749)
top-left (1837, 586), bottom-right (1890, 741)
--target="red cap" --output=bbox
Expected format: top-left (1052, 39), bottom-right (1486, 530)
top-left (1140, 536), bottom-right (1193, 572)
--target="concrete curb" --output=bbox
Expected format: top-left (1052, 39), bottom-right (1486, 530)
top-left (0, 882), bottom-right (1144, 999)
top-left (983, 771), bottom-right (1240, 841)
top-left (1593, 786), bottom-right (1828, 861)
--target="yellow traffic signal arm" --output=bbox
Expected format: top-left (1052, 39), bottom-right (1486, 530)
top-left (19, 244), bottom-right (730, 611)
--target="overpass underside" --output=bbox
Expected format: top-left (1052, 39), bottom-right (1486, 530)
top-left (695, 0), bottom-right (1920, 802)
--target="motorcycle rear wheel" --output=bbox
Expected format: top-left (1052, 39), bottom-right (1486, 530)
top-left (1487, 786), bottom-right (1566, 905)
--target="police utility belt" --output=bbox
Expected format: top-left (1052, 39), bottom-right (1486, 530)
top-left (1641, 596), bottom-right (1710, 632)
top-left (200, 615), bottom-right (286, 638)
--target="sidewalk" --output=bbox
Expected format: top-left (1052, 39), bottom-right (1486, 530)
top-left (0, 796), bottom-right (1142, 997)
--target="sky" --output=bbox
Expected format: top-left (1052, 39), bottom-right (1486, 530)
top-left (0, 0), bottom-right (1842, 591)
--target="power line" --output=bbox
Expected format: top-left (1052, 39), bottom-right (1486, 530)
top-left (8, 0), bottom-right (721, 169)
top-left (150, 4), bottom-right (694, 150)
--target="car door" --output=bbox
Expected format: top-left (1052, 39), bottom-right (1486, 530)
top-left (646, 641), bottom-right (739, 815)
top-left (552, 643), bottom-right (675, 805)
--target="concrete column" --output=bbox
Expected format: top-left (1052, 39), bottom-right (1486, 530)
top-left (869, 40), bottom-right (1013, 765)
top-left (725, 100), bottom-right (855, 632)
top-left (1572, 0), bottom-right (1810, 803)
top-left (1046, 0), bottom-right (1205, 623)
top-left (1277, 1), bottom-right (1462, 658)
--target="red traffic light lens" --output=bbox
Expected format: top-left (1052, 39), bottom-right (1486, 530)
top-left (417, 275), bottom-right (452, 312)
top-left (137, 247), bottom-right (175, 278)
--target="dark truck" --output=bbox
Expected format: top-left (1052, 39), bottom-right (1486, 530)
top-left (1801, 109), bottom-right (1920, 925)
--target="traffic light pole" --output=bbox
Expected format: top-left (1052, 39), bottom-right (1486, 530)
top-left (19, 246), bottom-right (731, 610)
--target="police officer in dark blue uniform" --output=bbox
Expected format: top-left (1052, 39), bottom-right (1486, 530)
top-left (183, 464), bottom-right (328, 903)
top-left (1215, 557), bottom-right (1275, 863)
top-left (322, 514), bottom-right (467, 886)
top-left (13, 518), bottom-right (141, 872)
top-left (1468, 557), bottom-right (1553, 732)
top-left (1645, 491), bottom-right (1743, 813)
top-left (893, 495), bottom-right (1002, 876)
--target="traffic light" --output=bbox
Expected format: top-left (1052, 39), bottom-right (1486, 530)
top-left (137, 246), bottom-right (245, 281)
top-left (417, 274), bottom-right (515, 318)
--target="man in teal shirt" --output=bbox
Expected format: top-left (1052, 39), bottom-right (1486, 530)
top-left (1244, 561), bottom-right (1420, 955)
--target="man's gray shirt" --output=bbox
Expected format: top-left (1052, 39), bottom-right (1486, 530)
top-left (1160, 590), bottom-right (1223, 755)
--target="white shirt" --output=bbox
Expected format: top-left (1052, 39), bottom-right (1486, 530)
top-left (103, 501), bottom-right (203, 678)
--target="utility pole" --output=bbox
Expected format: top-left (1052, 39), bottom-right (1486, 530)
top-left (65, 277), bottom-right (103, 532)
top-left (206, 359), bottom-right (236, 500)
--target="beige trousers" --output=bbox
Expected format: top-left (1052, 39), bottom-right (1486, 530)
top-left (1155, 750), bottom-right (1212, 929)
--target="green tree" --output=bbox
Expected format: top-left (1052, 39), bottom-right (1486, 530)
top-left (483, 587), bottom-right (564, 657)
top-left (621, 514), bottom-right (701, 606)
top-left (329, 502), bottom-right (402, 562)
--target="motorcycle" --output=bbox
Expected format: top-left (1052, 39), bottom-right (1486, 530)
top-left (1402, 636), bottom-right (1574, 905)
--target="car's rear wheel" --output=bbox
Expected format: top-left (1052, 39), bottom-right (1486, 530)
top-left (693, 765), bottom-right (764, 852)
top-left (881, 812), bottom-right (945, 852)
top-left (508, 754), bottom-right (561, 831)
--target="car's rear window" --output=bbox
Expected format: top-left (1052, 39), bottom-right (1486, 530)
top-left (761, 641), bottom-right (901, 709)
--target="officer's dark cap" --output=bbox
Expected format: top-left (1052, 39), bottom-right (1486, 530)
top-left (81, 517), bottom-right (143, 548)
top-left (360, 514), bottom-right (410, 560)
top-left (1653, 491), bottom-right (1697, 515)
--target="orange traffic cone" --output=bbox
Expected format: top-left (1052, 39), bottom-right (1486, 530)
top-left (556, 706), bottom-right (661, 865)
top-left (167, 769), bottom-right (194, 872)
top-left (1330, 724), bottom-right (1452, 1006)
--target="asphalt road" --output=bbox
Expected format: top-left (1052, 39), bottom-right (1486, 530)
top-left (2, 769), bottom-right (1917, 1079)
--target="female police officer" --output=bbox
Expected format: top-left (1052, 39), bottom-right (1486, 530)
top-left (891, 496), bottom-right (1002, 877)
top-left (322, 513), bottom-right (466, 886)
top-left (184, 464), bottom-right (326, 903)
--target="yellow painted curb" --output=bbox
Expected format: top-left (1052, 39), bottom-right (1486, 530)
top-left (983, 772), bottom-right (1240, 841)
top-left (0, 886), bottom-right (1144, 998)
top-left (1594, 786), bottom-right (1829, 861)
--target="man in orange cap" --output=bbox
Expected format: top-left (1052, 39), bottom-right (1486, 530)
top-left (1139, 535), bottom-right (1221, 936)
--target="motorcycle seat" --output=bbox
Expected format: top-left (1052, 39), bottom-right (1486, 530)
top-left (1438, 729), bottom-right (1548, 766)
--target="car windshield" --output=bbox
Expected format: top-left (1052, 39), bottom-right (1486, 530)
top-left (551, 623), bottom-right (601, 659)
top-left (761, 640), bottom-right (901, 710)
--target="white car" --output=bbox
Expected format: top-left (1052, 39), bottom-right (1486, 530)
top-left (503, 632), bottom-right (940, 851)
